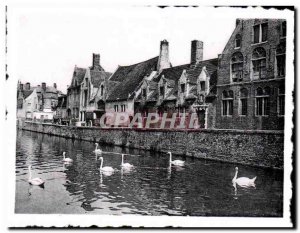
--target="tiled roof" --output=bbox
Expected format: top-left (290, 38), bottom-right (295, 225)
top-left (153, 64), bottom-right (189, 83)
top-left (22, 90), bottom-right (34, 99)
top-left (68, 67), bottom-right (86, 89)
top-left (106, 57), bottom-right (159, 101)
top-left (186, 58), bottom-right (218, 84)
top-left (90, 70), bottom-right (112, 88)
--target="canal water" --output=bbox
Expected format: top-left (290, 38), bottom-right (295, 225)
top-left (15, 130), bottom-right (283, 216)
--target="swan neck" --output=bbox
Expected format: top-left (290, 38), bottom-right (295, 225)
top-left (95, 144), bottom-right (98, 150)
top-left (100, 159), bottom-right (103, 169)
top-left (233, 170), bottom-right (238, 181)
top-left (169, 153), bottom-right (172, 162)
top-left (121, 155), bottom-right (124, 165)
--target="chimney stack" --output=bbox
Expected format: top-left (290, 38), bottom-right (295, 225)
top-left (53, 83), bottom-right (57, 89)
top-left (157, 39), bottom-right (171, 72)
top-left (19, 83), bottom-right (23, 91)
top-left (92, 53), bottom-right (100, 70)
top-left (25, 82), bottom-right (30, 90)
top-left (42, 82), bottom-right (46, 91)
top-left (191, 40), bottom-right (203, 64)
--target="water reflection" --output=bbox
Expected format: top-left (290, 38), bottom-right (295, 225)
top-left (15, 130), bottom-right (283, 216)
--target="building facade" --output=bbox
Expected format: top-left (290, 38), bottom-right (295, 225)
top-left (215, 19), bottom-right (286, 130)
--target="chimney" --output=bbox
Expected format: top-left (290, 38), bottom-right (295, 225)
top-left (236, 18), bottom-right (241, 27)
top-left (42, 82), bottom-right (46, 91)
top-left (157, 40), bottom-right (171, 72)
top-left (19, 83), bottom-right (23, 91)
top-left (53, 83), bottom-right (57, 89)
top-left (92, 53), bottom-right (100, 70)
top-left (25, 82), bottom-right (30, 90)
top-left (191, 40), bottom-right (203, 64)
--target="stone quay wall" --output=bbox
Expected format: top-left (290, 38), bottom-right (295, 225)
top-left (19, 121), bottom-right (284, 169)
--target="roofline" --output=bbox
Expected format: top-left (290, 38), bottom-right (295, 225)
top-left (114, 56), bottom-right (159, 69)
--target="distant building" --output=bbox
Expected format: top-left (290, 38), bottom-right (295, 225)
top-left (17, 81), bottom-right (62, 121)
top-left (215, 19), bottom-right (286, 130)
top-left (66, 66), bottom-right (86, 120)
top-left (55, 94), bottom-right (68, 124)
top-left (79, 55), bottom-right (111, 125)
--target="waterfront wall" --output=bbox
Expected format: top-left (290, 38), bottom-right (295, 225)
top-left (19, 121), bottom-right (284, 169)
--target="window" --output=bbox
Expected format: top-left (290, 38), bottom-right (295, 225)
top-left (222, 90), bottom-right (234, 116)
top-left (85, 78), bottom-right (88, 87)
top-left (276, 42), bottom-right (286, 77)
top-left (180, 83), bottom-right (185, 93)
top-left (252, 47), bottom-right (267, 80)
top-left (256, 87), bottom-right (270, 116)
top-left (160, 86), bottom-right (165, 97)
top-left (114, 105), bottom-right (119, 112)
top-left (199, 94), bottom-right (204, 103)
top-left (200, 81), bottom-right (205, 91)
top-left (278, 86), bottom-right (285, 116)
top-left (235, 34), bottom-right (241, 48)
top-left (121, 104), bottom-right (126, 112)
top-left (281, 21), bottom-right (286, 38)
top-left (231, 52), bottom-right (244, 82)
top-left (142, 88), bottom-right (147, 98)
top-left (239, 88), bottom-right (248, 116)
top-left (100, 85), bottom-right (104, 96)
top-left (253, 23), bottom-right (268, 43)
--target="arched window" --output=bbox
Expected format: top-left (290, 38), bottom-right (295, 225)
top-left (252, 47), bottom-right (267, 80)
top-left (239, 88), bottom-right (248, 116)
top-left (276, 42), bottom-right (286, 77)
top-left (256, 86), bottom-right (270, 116)
top-left (222, 90), bottom-right (234, 116)
top-left (231, 52), bottom-right (243, 82)
top-left (235, 34), bottom-right (242, 48)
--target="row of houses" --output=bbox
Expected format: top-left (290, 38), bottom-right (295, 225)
top-left (17, 18), bottom-right (286, 130)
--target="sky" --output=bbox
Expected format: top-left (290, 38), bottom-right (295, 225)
top-left (8, 6), bottom-right (287, 94)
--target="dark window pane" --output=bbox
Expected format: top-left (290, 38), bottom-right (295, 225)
top-left (261, 23), bottom-right (268, 42)
top-left (181, 84), bottom-right (185, 93)
top-left (254, 25), bottom-right (260, 43)
top-left (222, 100), bottom-right (227, 115)
top-left (282, 21), bottom-right (286, 37)
top-left (228, 100), bottom-right (233, 115)
top-left (200, 81), bottom-right (205, 91)
top-left (279, 95), bottom-right (285, 115)
top-left (241, 98), bottom-right (247, 115)
top-left (264, 97), bottom-right (270, 115)
top-left (277, 55), bottom-right (286, 76)
top-left (257, 97), bottom-right (263, 115)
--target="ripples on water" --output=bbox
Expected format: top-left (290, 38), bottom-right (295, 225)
top-left (15, 130), bottom-right (283, 216)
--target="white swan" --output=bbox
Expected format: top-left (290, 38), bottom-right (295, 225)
top-left (232, 167), bottom-right (256, 187)
top-left (28, 165), bottom-right (45, 187)
top-left (94, 143), bottom-right (102, 154)
top-left (99, 157), bottom-right (114, 173)
top-left (121, 154), bottom-right (134, 168)
top-left (168, 152), bottom-right (185, 166)
top-left (62, 152), bottom-right (73, 163)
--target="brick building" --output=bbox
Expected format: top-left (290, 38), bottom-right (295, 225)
top-left (215, 19), bottom-right (286, 130)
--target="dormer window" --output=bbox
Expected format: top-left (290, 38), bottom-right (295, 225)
top-left (85, 78), bottom-right (88, 87)
top-left (200, 81), bottom-right (205, 91)
top-left (180, 84), bottom-right (185, 93)
top-left (253, 23), bottom-right (268, 44)
top-left (235, 34), bottom-right (241, 48)
top-left (160, 86), bottom-right (165, 97)
top-left (142, 88), bottom-right (147, 98)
